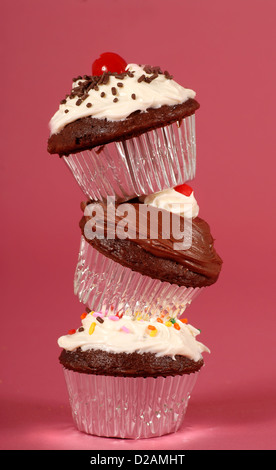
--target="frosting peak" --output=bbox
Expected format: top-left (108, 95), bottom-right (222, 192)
top-left (141, 187), bottom-right (199, 218)
top-left (49, 64), bottom-right (196, 135)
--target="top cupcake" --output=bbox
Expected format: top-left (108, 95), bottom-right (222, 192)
top-left (47, 54), bottom-right (199, 156)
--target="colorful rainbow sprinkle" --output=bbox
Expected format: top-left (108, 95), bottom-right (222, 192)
top-left (147, 325), bottom-right (158, 337)
top-left (68, 329), bottom-right (76, 335)
top-left (89, 322), bottom-right (96, 335)
top-left (120, 326), bottom-right (130, 333)
top-left (109, 315), bottom-right (120, 321)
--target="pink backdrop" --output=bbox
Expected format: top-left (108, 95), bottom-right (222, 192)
top-left (1, 0), bottom-right (275, 450)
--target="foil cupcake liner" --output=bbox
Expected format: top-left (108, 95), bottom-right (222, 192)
top-left (74, 236), bottom-right (202, 320)
top-left (63, 115), bottom-right (196, 202)
top-left (62, 368), bottom-right (199, 438)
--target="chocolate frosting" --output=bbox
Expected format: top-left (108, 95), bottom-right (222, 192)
top-left (79, 200), bottom-right (222, 288)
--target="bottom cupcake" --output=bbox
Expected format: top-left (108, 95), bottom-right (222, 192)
top-left (58, 311), bottom-right (210, 438)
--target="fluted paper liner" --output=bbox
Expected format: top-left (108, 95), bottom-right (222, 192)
top-left (63, 116), bottom-right (196, 202)
top-left (74, 236), bottom-right (202, 319)
top-left (63, 368), bottom-right (199, 438)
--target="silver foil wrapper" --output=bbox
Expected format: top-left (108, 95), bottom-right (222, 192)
top-left (74, 236), bottom-right (202, 320)
top-left (63, 115), bottom-right (196, 202)
top-left (63, 368), bottom-right (199, 438)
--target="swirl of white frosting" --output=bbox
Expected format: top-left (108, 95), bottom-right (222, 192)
top-left (142, 188), bottom-right (199, 218)
top-left (57, 313), bottom-right (209, 361)
top-left (49, 64), bottom-right (196, 135)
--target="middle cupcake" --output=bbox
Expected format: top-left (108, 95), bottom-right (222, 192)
top-left (74, 184), bottom-right (222, 319)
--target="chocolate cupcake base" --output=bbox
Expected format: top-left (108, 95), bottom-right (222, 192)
top-left (59, 348), bottom-right (204, 378)
top-left (48, 100), bottom-right (199, 156)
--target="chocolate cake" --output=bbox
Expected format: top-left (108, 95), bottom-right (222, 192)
top-left (79, 199), bottom-right (222, 288)
top-left (48, 100), bottom-right (199, 157)
top-left (59, 348), bottom-right (204, 377)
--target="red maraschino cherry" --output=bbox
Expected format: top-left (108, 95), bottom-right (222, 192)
top-left (174, 183), bottom-right (193, 196)
top-left (92, 52), bottom-right (127, 76)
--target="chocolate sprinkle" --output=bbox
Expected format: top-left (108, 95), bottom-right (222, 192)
top-left (131, 93), bottom-right (136, 100)
top-left (86, 103), bottom-right (92, 108)
top-left (58, 65), bottom-right (173, 107)
top-left (98, 72), bottom-right (110, 85)
top-left (115, 73), bottom-right (126, 79)
top-left (138, 74), bottom-right (145, 83)
top-left (143, 65), bottom-right (162, 75)
top-left (96, 316), bottom-right (104, 324)
top-left (164, 70), bottom-right (173, 80)
top-left (72, 75), bottom-right (82, 82)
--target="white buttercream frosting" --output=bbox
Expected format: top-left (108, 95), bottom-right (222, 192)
top-left (142, 187), bottom-right (199, 218)
top-left (49, 63), bottom-right (196, 135)
top-left (57, 312), bottom-right (209, 361)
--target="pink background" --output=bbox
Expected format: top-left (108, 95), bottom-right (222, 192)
top-left (1, 0), bottom-right (276, 450)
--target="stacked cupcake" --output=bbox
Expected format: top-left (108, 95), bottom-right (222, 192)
top-left (47, 53), bottom-right (222, 438)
